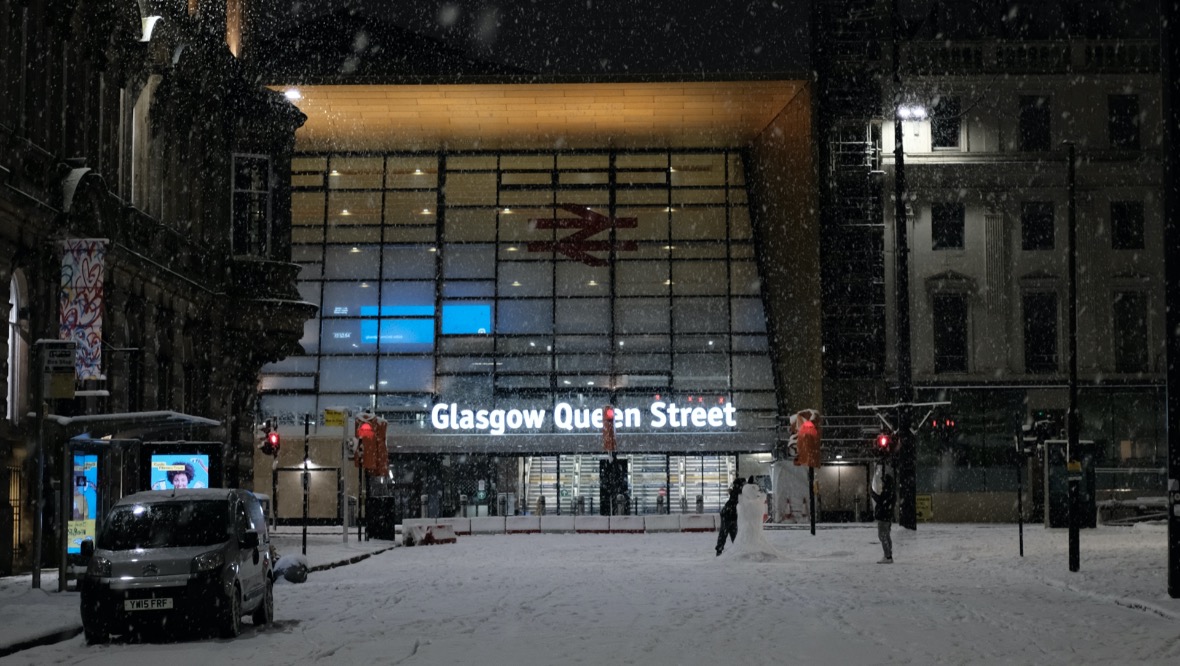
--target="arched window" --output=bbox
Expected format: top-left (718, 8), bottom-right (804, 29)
top-left (6, 272), bottom-right (29, 423)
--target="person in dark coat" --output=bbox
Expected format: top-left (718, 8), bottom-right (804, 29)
top-left (716, 478), bottom-right (745, 556)
top-left (870, 462), bottom-right (896, 563)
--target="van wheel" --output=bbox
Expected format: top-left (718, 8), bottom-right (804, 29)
top-left (219, 584), bottom-right (242, 638)
top-left (251, 578), bottom-right (274, 626)
top-left (83, 624), bottom-right (108, 645)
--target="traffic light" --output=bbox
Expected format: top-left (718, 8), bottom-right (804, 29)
top-left (874, 431), bottom-right (894, 455)
top-left (260, 420), bottom-right (280, 456)
top-left (932, 417), bottom-right (958, 448)
top-left (794, 417), bottom-right (822, 467)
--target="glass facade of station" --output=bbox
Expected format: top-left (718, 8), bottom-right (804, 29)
top-left (259, 150), bottom-right (777, 513)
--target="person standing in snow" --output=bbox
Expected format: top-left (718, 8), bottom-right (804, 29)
top-left (716, 477), bottom-right (744, 556)
top-left (870, 462), bottom-right (896, 563)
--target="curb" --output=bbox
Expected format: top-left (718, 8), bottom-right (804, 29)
top-left (0, 626), bottom-right (84, 659)
top-left (308, 546), bottom-right (397, 573)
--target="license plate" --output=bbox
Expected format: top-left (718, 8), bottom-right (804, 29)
top-left (124, 598), bottom-right (173, 611)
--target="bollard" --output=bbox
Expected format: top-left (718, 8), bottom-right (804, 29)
top-left (420, 494), bottom-right (429, 519)
top-left (695, 494), bottom-right (704, 514)
top-left (460, 494), bottom-right (469, 518)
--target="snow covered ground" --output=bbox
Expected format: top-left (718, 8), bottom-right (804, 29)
top-left (3, 523), bottom-right (1180, 664)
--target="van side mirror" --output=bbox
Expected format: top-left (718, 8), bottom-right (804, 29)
top-left (81, 539), bottom-right (94, 558)
top-left (240, 531), bottom-right (259, 549)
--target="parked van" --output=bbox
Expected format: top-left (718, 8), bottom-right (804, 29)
top-left (79, 488), bottom-right (273, 643)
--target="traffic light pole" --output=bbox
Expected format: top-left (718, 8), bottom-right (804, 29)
top-left (1161, 0), bottom-right (1180, 598)
top-left (302, 413), bottom-right (309, 556)
top-left (1065, 141), bottom-right (1081, 572)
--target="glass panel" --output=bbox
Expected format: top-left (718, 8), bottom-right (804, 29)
top-left (555, 190), bottom-right (609, 206)
top-left (672, 190), bottom-right (727, 206)
top-left (319, 357), bottom-right (378, 392)
top-left (443, 244), bottom-right (495, 279)
top-left (446, 155), bottom-right (497, 170)
top-left (615, 207), bottom-right (669, 241)
top-left (444, 207), bottom-right (496, 241)
top-left (556, 262), bottom-right (610, 296)
top-left (385, 226), bottom-right (437, 243)
top-left (554, 336), bottom-right (611, 352)
top-left (437, 336), bottom-right (495, 354)
top-left (442, 280), bottom-right (494, 298)
top-left (328, 191), bottom-right (382, 225)
top-left (616, 354), bottom-right (671, 373)
top-left (377, 357), bottom-right (435, 392)
top-left (501, 154), bottom-right (554, 170)
top-left (671, 208), bottom-right (726, 240)
top-left (502, 172), bottom-right (551, 185)
top-left (672, 261), bottom-right (727, 295)
top-left (672, 354), bottom-right (730, 390)
top-left (327, 157), bottom-right (383, 189)
top-left (732, 356), bottom-right (774, 389)
top-left (381, 246), bottom-right (436, 279)
top-left (616, 298), bottom-right (670, 334)
top-left (617, 189), bottom-right (669, 205)
top-left (326, 226), bottom-right (381, 243)
top-left (379, 282), bottom-right (435, 307)
top-left (446, 172), bottom-right (498, 205)
top-left (501, 189), bottom-right (554, 207)
top-left (499, 337), bottom-right (553, 354)
top-left (321, 282), bottom-right (376, 317)
top-left (555, 299), bottom-right (610, 335)
top-left (732, 335), bottom-right (769, 352)
top-left (730, 261), bottom-right (761, 295)
top-left (324, 246), bottom-right (379, 279)
top-left (292, 227), bottom-right (324, 244)
top-left (671, 154), bottom-right (726, 186)
top-left (559, 172), bottom-right (609, 186)
top-left (292, 156), bottom-right (327, 172)
top-left (618, 171), bottom-right (667, 186)
top-left (727, 154), bottom-right (746, 186)
top-left (292, 192), bottom-right (325, 226)
top-left (731, 298), bottom-right (767, 333)
top-left (730, 207), bottom-right (752, 239)
top-left (321, 319), bottom-right (365, 353)
top-left (385, 191), bottom-right (438, 225)
top-left (617, 261), bottom-right (669, 295)
top-left (498, 261), bottom-right (553, 296)
top-left (499, 208), bottom-right (555, 242)
top-left (436, 374), bottom-right (493, 403)
top-left (386, 157), bottom-right (438, 189)
top-left (616, 154), bottom-right (667, 169)
top-left (674, 298), bottom-right (728, 332)
top-left (497, 300), bottom-right (553, 334)
top-left (558, 154), bottom-right (609, 169)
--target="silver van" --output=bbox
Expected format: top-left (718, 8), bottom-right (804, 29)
top-left (79, 488), bottom-right (274, 643)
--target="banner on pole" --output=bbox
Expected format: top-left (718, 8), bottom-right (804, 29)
top-left (59, 239), bottom-right (107, 381)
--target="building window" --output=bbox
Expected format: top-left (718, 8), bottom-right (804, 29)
top-left (930, 96), bottom-right (961, 149)
top-left (1023, 291), bottom-right (1058, 373)
top-left (6, 273), bottom-right (29, 423)
top-left (231, 154), bottom-right (273, 257)
top-left (1111, 201), bottom-right (1145, 250)
top-left (1113, 291), bottom-right (1149, 373)
top-left (1019, 95), bottom-right (1051, 152)
top-left (932, 293), bottom-right (968, 373)
top-left (1021, 202), bottom-right (1055, 251)
top-left (931, 202), bottom-right (965, 250)
top-left (1108, 95), bottom-right (1140, 150)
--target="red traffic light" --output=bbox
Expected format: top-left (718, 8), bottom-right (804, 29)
top-left (260, 423), bottom-right (280, 456)
top-left (874, 432), bottom-right (893, 453)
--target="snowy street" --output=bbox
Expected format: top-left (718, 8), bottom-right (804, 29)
top-left (4, 523), bottom-right (1179, 665)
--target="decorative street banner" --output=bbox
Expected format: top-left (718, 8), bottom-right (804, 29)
top-left (59, 239), bottom-right (107, 380)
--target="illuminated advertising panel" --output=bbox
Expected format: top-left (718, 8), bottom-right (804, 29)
top-left (150, 454), bottom-right (210, 490)
top-left (68, 454), bottom-right (98, 554)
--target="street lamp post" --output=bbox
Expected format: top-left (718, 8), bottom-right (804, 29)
top-left (894, 104), bottom-right (918, 531)
top-left (1159, 0), bottom-right (1180, 598)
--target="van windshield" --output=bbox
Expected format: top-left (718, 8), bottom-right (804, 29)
top-left (97, 500), bottom-right (230, 550)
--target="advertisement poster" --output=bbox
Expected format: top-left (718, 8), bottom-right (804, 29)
top-left (68, 454), bottom-right (98, 554)
top-left (150, 454), bottom-right (210, 490)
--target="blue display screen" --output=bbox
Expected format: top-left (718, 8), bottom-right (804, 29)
top-left (350, 303), bottom-right (492, 345)
top-left (441, 304), bottom-right (492, 334)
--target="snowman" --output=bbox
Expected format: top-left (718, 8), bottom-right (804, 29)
top-left (725, 478), bottom-right (784, 561)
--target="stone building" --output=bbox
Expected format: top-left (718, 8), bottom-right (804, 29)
top-left (0, 0), bottom-right (311, 575)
